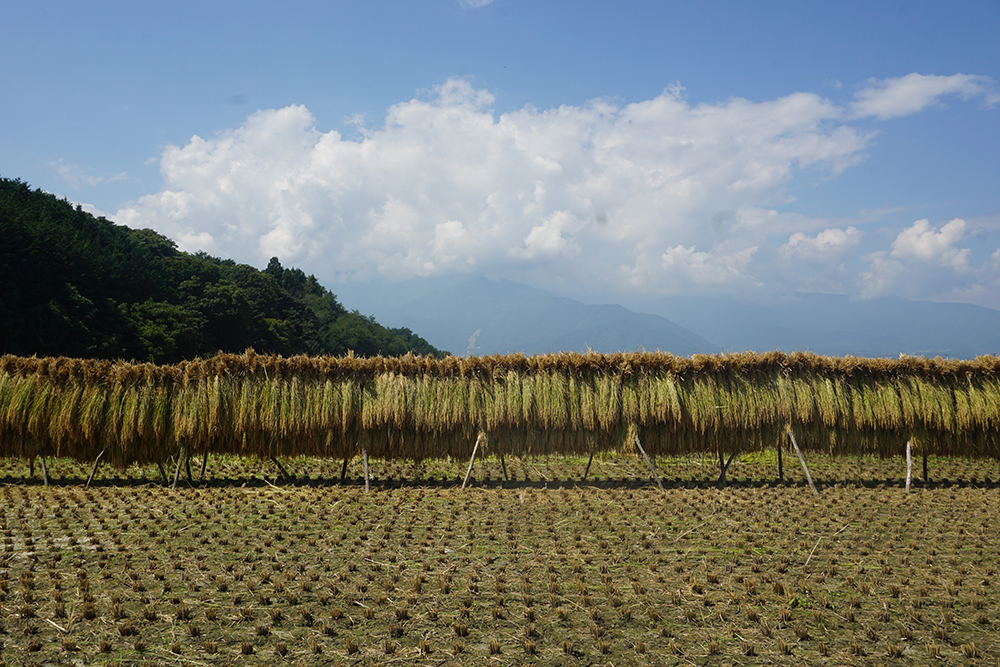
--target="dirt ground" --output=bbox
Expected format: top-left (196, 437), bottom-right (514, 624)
top-left (1, 451), bottom-right (998, 665)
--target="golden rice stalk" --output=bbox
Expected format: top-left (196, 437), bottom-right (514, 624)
top-left (5, 350), bottom-right (1000, 466)
top-left (595, 373), bottom-right (621, 432)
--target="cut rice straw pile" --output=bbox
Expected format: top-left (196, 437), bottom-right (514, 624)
top-left (1, 350), bottom-right (998, 467)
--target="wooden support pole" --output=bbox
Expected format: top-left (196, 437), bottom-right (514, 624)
top-left (461, 433), bottom-right (484, 490)
top-left (172, 445), bottom-right (185, 491)
top-left (777, 443), bottom-right (784, 482)
top-left (200, 450), bottom-right (209, 480)
top-left (29, 457), bottom-right (35, 477)
top-left (85, 448), bottom-right (107, 488)
top-left (157, 462), bottom-right (169, 485)
top-left (340, 457), bottom-right (349, 484)
top-left (363, 445), bottom-right (370, 493)
top-left (905, 440), bottom-right (913, 493)
top-left (582, 452), bottom-right (595, 480)
top-left (185, 451), bottom-right (194, 485)
top-left (785, 426), bottom-right (819, 495)
top-left (923, 453), bottom-right (928, 483)
top-left (500, 454), bottom-right (508, 481)
top-left (39, 447), bottom-right (49, 487)
top-left (634, 434), bottom-right (665, 493)
top-left (717, 451), bottom-right (736, 487)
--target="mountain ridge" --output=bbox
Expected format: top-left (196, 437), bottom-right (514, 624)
top-left (374, 277), bottom-right (719, 356)
top-left (346, 276), bottom-right (1000, 359)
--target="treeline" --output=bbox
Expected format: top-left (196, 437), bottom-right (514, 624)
top-left (0, 177), bottom-right (442, 362)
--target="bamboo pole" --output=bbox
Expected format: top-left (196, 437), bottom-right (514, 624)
top-left (363, 445), bottom-right (370, 493)
top-left (582, 452), bottom-right (595, 480)
top-left (633, 434), bottom-right (664, 493)
top-left (785, 426), bottom-right (818, 495)
top-left (39, 447), bottom-right (49, 487)
top-left (85, 448), bottom-right (107, 488)
top-left (907, 442), bottom-right (917, 491)
top-left (461, 433), bottom-right (484, 490)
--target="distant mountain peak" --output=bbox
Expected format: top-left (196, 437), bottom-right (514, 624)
top-left (372, 277), bottom-right (718, 356)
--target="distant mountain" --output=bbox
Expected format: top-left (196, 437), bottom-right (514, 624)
top-left (348, 275), bottom-right (1000, 359)
top-left (638, 292), bottom-right (1000, 359)
top-left (374, 277), bottom-right (718, 356)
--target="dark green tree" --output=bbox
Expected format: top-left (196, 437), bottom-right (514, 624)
top-left (0, 177), bottom-right (444, 361)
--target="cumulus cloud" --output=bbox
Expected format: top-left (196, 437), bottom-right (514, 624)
top-left (114, 74), bottom-right (997, 302)
top-left (860, 218), bottom-right (983, 300)
top-left (656, 243), bottom-right (758, 288)
top-left (850, 73), bottom-right (999, 120)
top-left (890, 218), bottom-right (970, 271)
top-left (781, 227), bottom-right (862, 260)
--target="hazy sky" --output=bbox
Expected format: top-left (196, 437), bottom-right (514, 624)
top-left (5, 1), bottom-right (1000, 308)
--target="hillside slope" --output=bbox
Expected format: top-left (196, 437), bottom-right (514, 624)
top-left (0, 177), bottom-right (441, 361)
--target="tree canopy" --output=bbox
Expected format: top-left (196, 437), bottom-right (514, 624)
top-left (0, 177), bottom-right (443, 362)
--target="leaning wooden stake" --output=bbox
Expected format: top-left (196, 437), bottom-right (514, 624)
top-left (172, 445), bottom-right (186, 490)
top-left (363, 445), bottom-right (370, 493)
top-left (157, 462), bottom-right (169, 485)
top-left (785, 426), bottom-right (819, 495)
top-left (582, 452), bottom-right (595, 480)
top-left (339, 458), bottom-right (349, 484)
top-left (200, 450), bottom-right (209, 480)
top-left (85, 448), bottom-right (107, 488)
top-left (717, 451), bottom-right (736, 487)
top-left (905, 440), bottom-right (913, 493)
top-left (634, 434), bottom-right (665, 493)
top-left (777, 444), bottom-right (784, 482)
top-left (461, 432), bottom-right (484, 490)
top-left (923, 453), bottom-right (928, 482)
top-left (271, 458), bottom-right (294, 480)
top-left (499, 454), bottom-right (509, 481)
top-left (185, 451), bottom-right (194, 485)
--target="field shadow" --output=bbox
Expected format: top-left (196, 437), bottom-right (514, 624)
top-left (3, 473), bottom-right (999, 491)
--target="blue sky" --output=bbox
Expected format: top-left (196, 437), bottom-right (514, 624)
top-left (4, 1), bottom-right (1000, 308)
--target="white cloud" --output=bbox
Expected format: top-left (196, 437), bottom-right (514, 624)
top-left (509, 210), bottom-right (584, 260)
top-left (460, 0), bottom-right (493, 6)
top-left (859, 218), bottom-right (986, 300)
top-left (78, 202), bottom-right (111, 219)
top-left (659, 243), bottom-right (758, 286)
top-left (850, 73), bottom-right (998, 120)
top-left (890, 218), bottom-right (970, 271)
top-left (114, 75), bottom-right (996, 303)
top-left (782, 227), bottom-right (862, 260)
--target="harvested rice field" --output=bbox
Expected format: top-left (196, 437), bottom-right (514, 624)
top-left (1, 452), bottom-right (999, 666)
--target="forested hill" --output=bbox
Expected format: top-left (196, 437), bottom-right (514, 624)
top-left (0, 178), bottom-right (443, 362)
